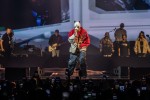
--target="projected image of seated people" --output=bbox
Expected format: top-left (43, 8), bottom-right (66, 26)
top-left (95, 0), bottom-right (150, 11)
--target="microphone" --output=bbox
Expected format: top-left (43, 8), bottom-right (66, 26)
top-left (109, 28), bottom-right (116, 33)
top-left (146, 34), bottom-right (149, 38)
top-left (74, 29), bottom-right (78, 36)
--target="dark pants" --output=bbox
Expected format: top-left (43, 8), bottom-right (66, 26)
top-left (67, 51), bottom-right (87, 77)
top-left (113, 41), bottom-right (120, 56)
top-left (3, 48), bottom-right (12, 58)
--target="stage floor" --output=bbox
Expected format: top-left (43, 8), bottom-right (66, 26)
top-left (1, 44), bottom-right (150, 80)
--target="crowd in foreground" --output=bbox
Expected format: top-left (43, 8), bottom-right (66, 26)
top-left (0, 75), bottom-right (150, 100)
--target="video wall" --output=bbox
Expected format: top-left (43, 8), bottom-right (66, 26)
top-left (89, 0), bottom-right (150, 20)
top-left (95, 0), bottom-right (150, 12)
top-left (0, 0), bottom-right (70, 30)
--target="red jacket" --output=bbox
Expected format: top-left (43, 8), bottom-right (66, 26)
top-left (68, 27), bottom-right (90, 48)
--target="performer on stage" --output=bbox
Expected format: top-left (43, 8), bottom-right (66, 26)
top-left (66, 21), bottom-right (90, 78)
top-left (118, 35), bottom-right (130, 57)
top-left (114, 23), bottom-right (127, 56)
top-left (48, 29), bottom-right (63, 58)
top-left (99, 32), bottom-right (114, 57)
top-left (134, 31), bottom-right (150, 57)
top-left (1, 28), bottom-right (14, 58)
top-left (114, 23), bottom-right (127, 42)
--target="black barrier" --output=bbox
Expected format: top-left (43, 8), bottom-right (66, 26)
top-left (5, 68), bottom-right (26, 81)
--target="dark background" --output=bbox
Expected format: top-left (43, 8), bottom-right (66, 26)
top-left (0, 0), bottom-right (62, 29)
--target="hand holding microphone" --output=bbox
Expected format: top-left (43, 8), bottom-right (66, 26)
top-left (74, 29), bottom-right (78, 36)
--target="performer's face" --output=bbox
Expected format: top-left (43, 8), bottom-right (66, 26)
top-left (120, 23), bottom-right (124, 29)
top-left (74, 22), bottom-right (81, 32)
top-left (122, 35), bottom-right (126, 41)
top-left (75, 26), bottom-right (80, 31)
top-left (6, 29), bottom-right (12, 34)
top-left (105, 36), bottom-right (109, 39)
top-left (55, 32), bottom-right (59, 36)
top-left (140, 33), bottom-right (144, 39)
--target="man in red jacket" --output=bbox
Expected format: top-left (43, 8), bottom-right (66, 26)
top-left (66, 21), bottom-right (90, 78)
